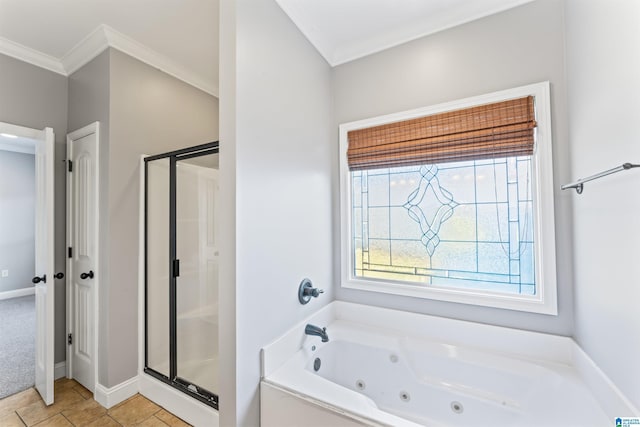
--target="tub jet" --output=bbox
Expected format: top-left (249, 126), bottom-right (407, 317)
top-left (451, 401), bottom-right (464, 414)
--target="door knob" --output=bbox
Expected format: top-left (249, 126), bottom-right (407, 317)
top-left (54, 272), bottom-right (64, 280)
top-left (32, 275), bottom-right (46, 284)
top-left (80, 271), bottom-right (94, 280)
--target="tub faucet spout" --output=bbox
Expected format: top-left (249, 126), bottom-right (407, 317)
top-left (305, 324), bottom-right (329, 342)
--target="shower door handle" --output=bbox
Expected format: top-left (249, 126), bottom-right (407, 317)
top-left (172, 259), bottom-right (180, 278)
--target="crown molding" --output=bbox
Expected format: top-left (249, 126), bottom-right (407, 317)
top-left (1, 25), bottom-right (218, 98)
top-left (0, 36), bottom-right (66, 75)
top-left (102, 25), bottom-right (218, 97)
top-left (277, 0), bottom-right (534, 67)
top-left (60, 25), bottom-right (110, 76)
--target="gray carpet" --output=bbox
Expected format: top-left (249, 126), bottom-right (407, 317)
top-left (0, 295), bottom-right (35, 399)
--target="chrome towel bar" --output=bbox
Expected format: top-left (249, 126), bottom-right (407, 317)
top-left (561, 162), bottom-right (640, 194)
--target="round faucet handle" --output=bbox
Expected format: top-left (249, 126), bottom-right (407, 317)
top-left (298, 278), bottom-right (324, 305)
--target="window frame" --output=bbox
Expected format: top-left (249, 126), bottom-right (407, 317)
top-left (339, 82), bottom-right (558, 315)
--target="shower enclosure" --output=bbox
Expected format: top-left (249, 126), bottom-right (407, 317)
top-left (144, 142), bottom-right (219, 408)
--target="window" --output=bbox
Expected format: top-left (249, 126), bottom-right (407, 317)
top-left (339, 83), bottom-right (558, 314)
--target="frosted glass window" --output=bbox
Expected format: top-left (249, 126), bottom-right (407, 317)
top-left (351, 157), bottom-right (536, 295)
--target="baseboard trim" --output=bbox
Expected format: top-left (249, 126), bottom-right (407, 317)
top-left (138, 373), bottom-right (218, 426)
top-left (94, 376), bottom-right (139, 409)
top-left (572, 339), bottom-right (639, 417)
top-left (0, 287), bottom-right (35, 300)
top-left (54, 362), bottom-right (66, 380)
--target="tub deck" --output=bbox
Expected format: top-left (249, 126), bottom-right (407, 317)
top-left (261, 302), bottom-right (634, 426)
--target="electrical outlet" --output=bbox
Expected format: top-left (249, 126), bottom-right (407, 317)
top-left (1, 270), bottom-right (8, 278)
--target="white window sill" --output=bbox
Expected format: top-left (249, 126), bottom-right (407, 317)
top-left (342, 277), bottom-right (558, 315)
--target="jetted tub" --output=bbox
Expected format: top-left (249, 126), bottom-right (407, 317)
top-left (261, 302), bottom-right (634, 426)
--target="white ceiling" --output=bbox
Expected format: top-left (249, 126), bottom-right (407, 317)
top-left (275, 0), bottom-right (534, 65)
top-left (0, 0), bottom-right (219, 96)
top-left (0, 0), bottom-right (533, 98)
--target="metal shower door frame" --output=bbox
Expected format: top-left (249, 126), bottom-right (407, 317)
top-left (143, 141), bottom-right (219, 409)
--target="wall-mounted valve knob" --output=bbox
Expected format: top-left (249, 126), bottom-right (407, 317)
top-left (305, 287), bottom-right (323, 298)
top-left (298, 278), bottom-right (324, 305)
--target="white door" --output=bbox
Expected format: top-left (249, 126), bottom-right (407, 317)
top-left (34, 127), bottom-right (55, 405)
top-left (66, 123), bottom-right (99, 392)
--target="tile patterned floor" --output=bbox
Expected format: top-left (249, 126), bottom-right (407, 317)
top-left (0, 378), bottom-right (191, 426)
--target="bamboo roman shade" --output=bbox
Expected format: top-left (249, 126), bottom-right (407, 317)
top-left (347, 96), bottom-right (536, 171)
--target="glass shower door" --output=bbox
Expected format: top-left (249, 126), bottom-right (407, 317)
top-left (144, 142), bottom-right (219, 409)
top-left (145, 158), bottom-right (170, 378)
top-left (175, 153), bottom-right (219, 396)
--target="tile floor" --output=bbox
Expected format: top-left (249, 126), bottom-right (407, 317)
top-left (0, 378), bottom-right (191, 426)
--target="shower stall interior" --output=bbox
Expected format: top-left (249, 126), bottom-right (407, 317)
top-left (144, 142), bottom-right (219, 408)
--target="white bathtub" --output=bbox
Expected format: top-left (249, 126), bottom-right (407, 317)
top-left (261, 302), bottom-right (634, 426)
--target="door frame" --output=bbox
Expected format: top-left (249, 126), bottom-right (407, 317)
top-left (0, 120), bottom-right (56, 404)
top-left (66, 122), bottom-right (100, 391)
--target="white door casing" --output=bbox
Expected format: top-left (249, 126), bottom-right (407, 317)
top-left (66, 122), bottom-right (100, 393)
top-left (34, 127), bottom-right (56, 405)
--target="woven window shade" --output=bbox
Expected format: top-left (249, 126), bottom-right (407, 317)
top-left (347, 96), bottom-right (536, 171)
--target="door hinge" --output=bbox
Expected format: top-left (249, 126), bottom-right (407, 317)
top-left (68, 333), bottom-right (72, 345)
top-left (68, 247), bottom-right (72, 258)
top-left (68, 160), bottom-right (73, 172)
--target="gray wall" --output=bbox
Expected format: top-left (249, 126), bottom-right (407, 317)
top-left (331, 0), bottom-right (573, 336)
top-left (107, 49), bottom-right (219, 387)
top-left (0, 151), bottom-right (35, 293)
top-left (0, 53), bottom-right (68, 363)
top-left (68, 49), bottom-right (112, 384)
top-left (219, 0), bottom-right (334, 425)
top-left (68, 48), bottom-right (219, 387)
top-left (565, 0), bottom-right (640, 410)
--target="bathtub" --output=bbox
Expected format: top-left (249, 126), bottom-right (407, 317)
top-left (261, 302), bottom-right (634, 426)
